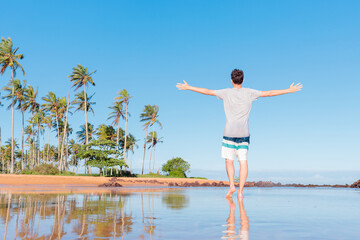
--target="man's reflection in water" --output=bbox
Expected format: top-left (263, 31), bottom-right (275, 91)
top-left (222, 197), bottom-right (249, 239)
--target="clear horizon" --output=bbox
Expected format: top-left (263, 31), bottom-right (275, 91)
top-left (0, 1), bottom-right (359, 178)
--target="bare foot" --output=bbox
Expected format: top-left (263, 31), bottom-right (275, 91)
top-left (226, 187), bottom-right (236, 198)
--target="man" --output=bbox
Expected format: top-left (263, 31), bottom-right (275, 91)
top-left (176, 69), bottom-right (302, 199)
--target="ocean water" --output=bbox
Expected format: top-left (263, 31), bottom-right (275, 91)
top-left (0, 187), bottom-right (359, 239)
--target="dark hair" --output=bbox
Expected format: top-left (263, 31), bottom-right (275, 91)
top-left (231, 69), bottom-right (244, 85)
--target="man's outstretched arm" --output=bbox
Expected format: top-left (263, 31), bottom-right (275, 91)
top-left (260, 83), bottom-right (303, 97)
top-left (176, 80), bottom-right (216, 96)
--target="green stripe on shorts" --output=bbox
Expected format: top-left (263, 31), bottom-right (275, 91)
top-left (222, 142), bottom-right (249, 150)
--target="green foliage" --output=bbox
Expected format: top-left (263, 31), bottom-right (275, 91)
top-left (58, 171), bottom-right (76, 176)
top-left (68, 64), bottom-right (96, 90)
top-left (76, 139), bottom-right (126, 176)
top-left (189, 177), bottom-right (207, 180)
top-left (137, 172), bottom-right (169, 178)
top-left (96, 124), bottom-right (116, 141)
top-left (168, 170), bottom-right (186, 178)
top-left (162, 157), bottom-right (190, 177)
top-left (76, 173), bottom-right (101, 177)
top-left (21, 164), bottom-right (59, 175)
top-left (0, 37), bottom-right (25, 75)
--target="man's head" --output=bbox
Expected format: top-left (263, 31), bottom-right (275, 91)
top-left (231, 69), bottom-right (244, 85)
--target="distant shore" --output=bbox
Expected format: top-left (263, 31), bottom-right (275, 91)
top-left (0, 174), bottom-right (351, 191)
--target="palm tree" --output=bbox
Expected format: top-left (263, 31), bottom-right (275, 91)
top-left (0, 37), bottom-right (25, 173)
top-left (146, 131), bottom-right (163, 172)
top-left (59, 95), bottom-right (71, 171)
top-left (23, 85), bottom-right (39, 166)
top-left (16, 81), bottom-right (28, 170)
top-left (71, 91), bottom-right (95, 114)
top-left (140, 105), bottom-right (161, 174)
top-left (115, 89), bottom-right (132, 165)
top-left (69, 64), bottom-right (96, 174)
top-left (107, 101), bottom-right (124, 150)
top-left (147, 106), bottom-right (161, 173)
top-left (2, 79), bottom-right (28, 170)
top-left (140, 106), bottom-right (152, 175)
top-left (96, 124), bottom-right (117, 141)
top-left (32, 110), bottom-right (44, 166)
top-left (23, 85), bottom-right (39, 112)
top-left (42, 92), bottom-right (61, 162)
top-left (76, 123), bottom-right (95, 145)
top-left (126, 134), bottom-right (138, 173)
top-left (24, 125), bottom-right (35, 168)
top-left (42, 116), bottom-right (52, 162)
top-left (68, 139), bottom-right (81, 173)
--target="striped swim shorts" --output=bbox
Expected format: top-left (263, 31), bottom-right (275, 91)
top-left (221, 136), bottom-right (250, 161)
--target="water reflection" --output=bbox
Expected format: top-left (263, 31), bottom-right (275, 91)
top-left (161, 193), bottom-right (189, 210)
top-left (222, 198), bottom-right (249, 240)
top-left (0, 190), bottom-right (188, 240)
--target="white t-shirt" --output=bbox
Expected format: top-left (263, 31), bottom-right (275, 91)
top-left (215, 88), bottom-right (261, 138)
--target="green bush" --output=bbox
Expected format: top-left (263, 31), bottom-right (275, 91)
top-left (189, 177), bottom-right (207, 180)
top-left (168, 170), bottom-right (186, 178)
top-left (59, 171), bottom-right (76, 176)
top-left (21, 164), bottom-right (59, 175)
top-left (162, 157), bottom-right (190, 178)
top-left (137, 173), bottom-right (170, 178)
top-left (76, 173), bottom-right (101, 177)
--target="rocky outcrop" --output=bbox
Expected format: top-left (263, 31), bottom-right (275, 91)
top-left (350, 179), bottom-right (360, 188)
top-left (98, 177), bottom-right (350, 188)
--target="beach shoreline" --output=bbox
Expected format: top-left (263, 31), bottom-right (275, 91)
top-left (0, 174), bottom-right (351, 191)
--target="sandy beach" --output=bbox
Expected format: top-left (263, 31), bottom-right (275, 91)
top-left (0, 174), bottom-right (229, 193)
top-left (0, 174), bottom-right (222, 186)
top-left (0, 174), bottom-right (350, 193)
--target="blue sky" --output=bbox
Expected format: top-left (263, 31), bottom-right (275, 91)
top-left (1, 1), bottom-right (359, 182)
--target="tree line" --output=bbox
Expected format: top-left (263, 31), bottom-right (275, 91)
top-left (0, 37), bottom-right (163, 175)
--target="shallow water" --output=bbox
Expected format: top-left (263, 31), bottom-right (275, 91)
top-left (0, 187), bottom-right (359, 239)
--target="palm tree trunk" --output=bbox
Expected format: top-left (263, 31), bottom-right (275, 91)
top-left (130, 152), bottom-right (133, 173)
top-left (116, 119), bottom-right (120, 173)
top-left (65, 135), bottom-right (69, 171)
top-left (47, 127), bottom-right (51, 163)
top-left (60, 95), bottom-right (70, 171)
top-left (42, 131), bottom-right (45, 164)
top-left (10, 71), bottom-right (15, 174)
top-left (116, 118), bottom-right (120, 147)
top-left (124, 103), bottom-right (128, 165)
top-left (153, 146), bottom-right (156, 172)
top-left (55, 112), bottom-right (60, 169)
top-left (37, 123), bottom-right (40, 166)
top-left (84, 85), bottom-right (91, 174)
top-left (2, 155), bottom-right (4, 174)
top-left (141, 127), bottom-right (148, 175)
top-left (149, 125), bottom-right (155, 173)
top-left (21, 112), bottom-right (24, 171)
top-left (32, 137), bottom-right (35, 169)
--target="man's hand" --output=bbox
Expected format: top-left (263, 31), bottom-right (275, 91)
top-left (260, 82), bottom-right (303, 97)
top-left (176, 80), bottom-right (216, 96)
top-left (176, 80), bottom-right (190, 90)
top-left (289, 82), bottom-right (303, 93)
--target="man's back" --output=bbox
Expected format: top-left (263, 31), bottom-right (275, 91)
top-left (215, 88), bottom-right (261, 138)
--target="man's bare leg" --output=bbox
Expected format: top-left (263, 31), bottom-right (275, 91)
top-left (238, 160), bottom-right (248, 200)
top-left (225, 159), bottom-right (236, 198)
top-left (225, 197), bottom-right (236, 237)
